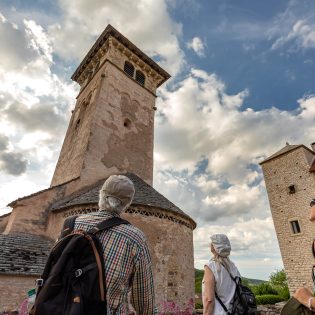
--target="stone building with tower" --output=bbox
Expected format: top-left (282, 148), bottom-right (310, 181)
top-left (0, 25), bottom-right (196, 313)
top-left (260, 142), bottom-right (315, 293)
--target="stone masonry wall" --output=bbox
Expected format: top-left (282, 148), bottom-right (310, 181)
top-left (4, 186), bottom-right (67, 236)
top-left (262, 147), bottom-right (315, 293)
top-left (123, 208), bottom-right (195, 314)
top-left (0, 274), bottom-right (36, 312)
top-left (81, 61), bottom-right (156, 187)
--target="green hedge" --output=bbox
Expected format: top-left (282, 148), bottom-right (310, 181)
top-left (255, 294), bottom-right (286, 305)
top-left (195, 302), bottom-right (203, 309)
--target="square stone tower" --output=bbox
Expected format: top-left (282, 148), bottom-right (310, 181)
top-left (260, 143), bottom-right (315, 293)
top-left (51, 25), bottom-right (170, 188)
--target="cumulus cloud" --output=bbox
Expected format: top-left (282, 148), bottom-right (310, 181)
top-left (0, 152), bottom-right (27, 175)
top-left (0, 132), bottom-right (27, 176)
top-left (0, 134), bottom-right (9, 151)
top-left (154, 67), bottom-right (315, 226)
top-left (2, 100), bottom-right (67, 136)
top-left (187, 37), bottom-right (205, 57)
top-left (268, 1), bottom-right (315, 51)
top-left (48, 0), bottom-right (185, 76)
top-left (271, 19), bottom-right (315, 50)
top-left (193, 217), bottom-right (282, 278)
top-left (0, 12), bottom-right (76, 198)
top-left (0, 11), bottom-right (36, 69)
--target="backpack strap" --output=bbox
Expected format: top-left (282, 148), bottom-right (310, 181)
top-left (88, 217), bottom-right (130, 234)
top-left (215, 292), bottom-right (228, 313)
top-left (60, 215), bottom-right (78, 238)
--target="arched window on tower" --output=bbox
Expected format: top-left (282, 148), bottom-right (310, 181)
top-left (124, 61), bottom-right (135, 77)
top-left (135, 70), bottom-right (145, 86)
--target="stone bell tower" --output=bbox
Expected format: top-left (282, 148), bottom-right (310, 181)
top-left (51, 25), bottom-right (170, 188)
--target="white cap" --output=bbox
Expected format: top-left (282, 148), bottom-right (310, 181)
top-left (210, 234), bottom-right (231, 257)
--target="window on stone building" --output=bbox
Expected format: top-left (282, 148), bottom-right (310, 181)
top-left (288, 185), bottom-right (296, 194)
top-left (135, 70), bottom-right (145, 86)
top-left (290, 220), bottom-right (301, 234)
top-left (124, 61), bottom-right (135, 77)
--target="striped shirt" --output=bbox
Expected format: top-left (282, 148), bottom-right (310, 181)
top-left (74, 210), bottom-right (156, 315)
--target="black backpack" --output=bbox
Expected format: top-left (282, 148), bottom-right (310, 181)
top-left (215, 268), bottom-right (257, 315)
top-left (30, 216), bottom-right (129, 315)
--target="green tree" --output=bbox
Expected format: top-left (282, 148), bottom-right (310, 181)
top-left (269, 269), bottom-right (290, 300)
top-left (269, 269), bottom-right (287, 289)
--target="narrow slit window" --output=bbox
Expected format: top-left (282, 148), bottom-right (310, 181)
top-left (124, 61), bottom-right (134, 77)
top-left (290, 220), bottom-right (301, 234)
top-left (135, 70), bottom-right (145, 86)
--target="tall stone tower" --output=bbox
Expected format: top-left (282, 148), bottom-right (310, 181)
top-left (0, 25), bottom-right (196, 313)
top-left (260, 143), bottom-right (315, 293)
top-left (51, 25), bottom-right (170, 188)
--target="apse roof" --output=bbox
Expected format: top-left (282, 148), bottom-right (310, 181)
top-left (50, 173), bottom-right (195, 225)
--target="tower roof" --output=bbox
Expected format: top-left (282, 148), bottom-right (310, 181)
top-left (71, 24), bottom-right (171, 87)
top-left (259, 143), bottom-right (315, 165)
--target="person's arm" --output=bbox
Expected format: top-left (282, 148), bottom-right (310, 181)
top-left (131, 241), bottom-right (156, 315)
top-left (294, 287), bottom-right (315, 311)
top-left (203, 265), bottom-right (215, 315)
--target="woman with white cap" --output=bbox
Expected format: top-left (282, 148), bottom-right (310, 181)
top-left (202, 234), bottom-right (241, 315)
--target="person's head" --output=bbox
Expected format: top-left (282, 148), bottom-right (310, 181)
top-left (98, 175), bottom-right (135, 214)
top-left (210, 234), bottom-right (231, 258)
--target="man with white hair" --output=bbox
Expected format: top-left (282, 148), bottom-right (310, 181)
top-left (73, 174), bottom-right (156, 314)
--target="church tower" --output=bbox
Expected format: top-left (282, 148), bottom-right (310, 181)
top-left (51, 25), bottom-right (170, 188)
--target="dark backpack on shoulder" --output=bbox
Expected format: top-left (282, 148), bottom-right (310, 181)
top-left (30, 216), bottom-right (129, 315)
top-left (216, 270), bottom-right (257, 315)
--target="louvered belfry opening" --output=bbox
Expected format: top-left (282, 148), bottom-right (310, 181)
top-left (124, 61), bottom-right (135, 77)
top-left (135, 70), bottom-right (145, 86)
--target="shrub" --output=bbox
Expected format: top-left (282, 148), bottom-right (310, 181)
top-left (195, 302), bottom-right (203, 309)
top-left (255, 294), bottom-right (285, 305)
top-left (195, 269), bottom-right (204, 293)
top-left (252, 282), bottom-right (278, 295)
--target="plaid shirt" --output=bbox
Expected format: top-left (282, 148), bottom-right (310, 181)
top-left (74, 210), bottom-right (156, 315)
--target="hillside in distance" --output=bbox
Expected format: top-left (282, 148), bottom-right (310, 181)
top-left (195, 268), bottom-right (264, 293)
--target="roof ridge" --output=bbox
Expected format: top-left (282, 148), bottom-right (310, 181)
top-left (259, 144), bottom-right (314, 165)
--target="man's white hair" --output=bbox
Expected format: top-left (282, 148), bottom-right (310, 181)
top-left (98, 175), bottom-right (135, 214)
top-left (98, 193), bottom-right (131, 214)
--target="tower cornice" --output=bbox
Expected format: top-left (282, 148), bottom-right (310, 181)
top-left (72, 24), bottom-right (170, 88)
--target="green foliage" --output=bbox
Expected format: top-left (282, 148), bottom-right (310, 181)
top-left (269, 269), bottom-right (290, 300)
top-left (195, 302), bottom-right (203, 309)
top-left (255, 294), bottom-right (285, 305)
top-left (242, 277), bottom-right (264, 286)
top-left (252, 282), bottom-right (278, 295)
top-left (269, 269), bottom-right (288, 289)
top-left (195, 269), bottom-right (204, 293)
